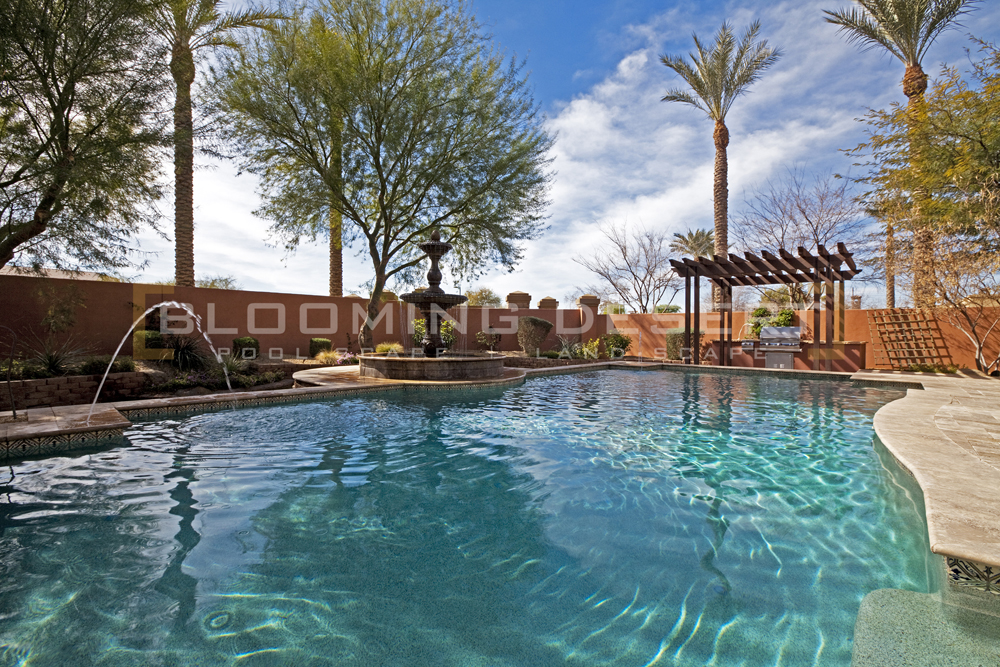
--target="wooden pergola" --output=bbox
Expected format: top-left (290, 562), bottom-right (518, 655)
top-left (668, 243), bottom-right (861, 370)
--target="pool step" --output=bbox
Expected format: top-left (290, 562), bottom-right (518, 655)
top-left (852, 588), bottom-right (1000, 666)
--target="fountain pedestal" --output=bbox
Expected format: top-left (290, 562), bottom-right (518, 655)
top-left (359, 230), bottom-right (505, 380)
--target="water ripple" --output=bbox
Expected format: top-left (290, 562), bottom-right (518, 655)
top-left (0, 371), bottom-right (927, 666)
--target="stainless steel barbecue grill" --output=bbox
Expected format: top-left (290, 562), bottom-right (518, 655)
top-left (759, 327), bottom-right (801, 369)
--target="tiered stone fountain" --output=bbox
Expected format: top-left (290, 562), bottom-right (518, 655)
top-left (358, 230), bottom-right (505, 381)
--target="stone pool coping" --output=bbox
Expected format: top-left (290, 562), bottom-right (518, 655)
top-left (2, 362), bottom-right (998, 574)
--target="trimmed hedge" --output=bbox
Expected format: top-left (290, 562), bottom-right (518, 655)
top-left (310, 338), bottom-right (332, 357)
top-left (517, 316), bottom-right (553, 355)
top-left (233, 336), bottom-right (260, 360)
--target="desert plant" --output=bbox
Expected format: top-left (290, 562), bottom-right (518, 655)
top-left (215, 353), bottom-right (249, 377)
top-left (581, 338), bottom-right (600, 359)
top-left (30, 336), bottom-right (88, 376)
top-left (310, 338), bottom-right (333, 357)
top-left (411, 319), bottom-right (457, 349)
top-left (1, 359), bottom-right (52, 380)
top-left (517, 316), bottom-right (553, 355)
top-left (553, 335), bottom-right (582, 358)
top-left (79, 355), bottom-right (136, 376)
top-left (232, 336), bottom-right (260, 359)
top-left (475, 327), bottom-right (501, 351)
top-left (601, 331), bottom-right (633, 358)
top-left (163, 335), bottom-right (207, 371)
top-left (315, 350), bottom-right (340, 364)
top-left (375, 342), bottom-right (404, 355)
top-left (336, 352), bottom-right (360, 365)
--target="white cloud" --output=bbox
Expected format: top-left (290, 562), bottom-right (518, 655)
top-left (133, 0), bottom-right (1000, 307)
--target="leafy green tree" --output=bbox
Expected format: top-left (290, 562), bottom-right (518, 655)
top-left (660, 21), bottom-right (781, 307)
top-left (150, 0), bottom-right (283, 288)
top-left (669, 229), bottom-right (715, 258)
top-left (216, 0), bottom-right (553, 348)
top-left (464, 287), bottom-right (503, 307)
top-left (825, 0), bottom-right (979, 307)
top-left (210, 12), bottom-right (346, 296)
top-left (853, 41), bottom-right (1000, 365)
top-left (0, 0), bottom-right (168, 271)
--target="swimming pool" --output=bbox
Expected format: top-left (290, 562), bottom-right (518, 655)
top-left (0, 370), bottom-right (931, 666)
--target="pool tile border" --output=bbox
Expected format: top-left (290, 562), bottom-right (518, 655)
top-left (948, 557), bottom-right (1000, 596)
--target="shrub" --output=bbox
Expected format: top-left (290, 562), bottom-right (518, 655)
top-left (749, 307), bottom-right (771, 339)
top-left (601, 331), bottom-right (633, 358)
top-left (30, 336), bottom-right (88, 376)
top-left (517, 316), bottom-right (553, 355)
top-left (475, 327), bottom-right (501, 351)
top-left (232, 336), bottom-right (260, 360)
top-left (310, 338), bottom-right (332, 357)
top-left (906, 363), bottom-right (960, 373)
top-left (581, 338), bottom-right (600, 359)
top-left (375, 342), bottom-right (404, 355)
top-left (336, 352), bottom-right (360, 365)
top-left (664, 329), bottom-right (705, 361)
top-left (79, 355), bottom-right (136, 376)
top-left (411, 319), bottom-right (457, 349)
top-left (137, 329), bottom-right (165, 349)
top-left (163, 335), bottom-right (207, 371)
top-left (214, 353), bottom-right (249, 377)
top-left (553, 335), bottom-right (581, 358)
top-left (315, 350), bottom-right (340, 364)
top-left (0, 359), bottom-right (51, 380)
top-left (540, 350), bottom-right (561, 359)
top-left (771, 309), bottom-right (796, 328)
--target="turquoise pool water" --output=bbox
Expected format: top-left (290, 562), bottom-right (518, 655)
top-left (0, 371), bottom-right (931, 666)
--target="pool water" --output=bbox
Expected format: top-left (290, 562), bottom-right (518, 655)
top-left (0, 371), bottom-right (931, 666)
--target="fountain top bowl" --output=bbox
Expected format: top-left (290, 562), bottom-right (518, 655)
top-left (399, 292), bottom-right (468, 307)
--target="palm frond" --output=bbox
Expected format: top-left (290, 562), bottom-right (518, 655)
top-left (825, 0), bottom-right (979, 66)
top-left (660, 20), bottom-right (780, 122)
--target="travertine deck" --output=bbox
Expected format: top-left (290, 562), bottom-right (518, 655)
top-left (860, 370), bottom-right (1000, 569)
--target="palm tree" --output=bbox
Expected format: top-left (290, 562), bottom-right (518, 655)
top-left (670, 229), bottom-right (715, 258)
top-left (152, 1), bottom-right (283, 287)
top-left (825, 0), bottom-right (979, 307)
top-left (660, 22), bottom-right (781, 307)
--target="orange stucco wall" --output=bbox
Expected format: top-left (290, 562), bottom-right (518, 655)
top-left (612, 307), bottom-right (999, 371)
top-left (0, 276), bottom-right (613, 359)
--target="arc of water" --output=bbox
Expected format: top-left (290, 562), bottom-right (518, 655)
top-left (86, 301), bottom-right (234, 425)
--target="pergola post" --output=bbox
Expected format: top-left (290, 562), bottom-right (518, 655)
top-left (683, 275), bottom-right (691, 364)
top-left (825, 264), bottom-right (834, 371)
top-left (813, 281), bottom-right (821, 372)
top-left (692, 270), bottom-right (700, 365)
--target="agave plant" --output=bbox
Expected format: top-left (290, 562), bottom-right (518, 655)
top-left (29, 335), bottom-right (89, 376)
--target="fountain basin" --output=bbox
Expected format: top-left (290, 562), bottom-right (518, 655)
top-left (359, 352), bottom-right (506, 381)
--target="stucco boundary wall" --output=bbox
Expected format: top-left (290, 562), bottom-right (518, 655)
top-left (611, 308), bottom-right (999, 371)
top-left (0, 276), bottom-right (613, 360)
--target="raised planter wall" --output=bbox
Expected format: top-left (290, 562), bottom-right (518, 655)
top-left (0, 372), bottom-right (147, 411)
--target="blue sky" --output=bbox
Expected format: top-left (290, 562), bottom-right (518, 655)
top-left (133, 0), bottom-right (1000, 305)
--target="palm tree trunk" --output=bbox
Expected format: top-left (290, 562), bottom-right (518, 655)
top-left (905, 63), bottom-right (933, 308)
top-left (712, 119), bottom-right (730, 310)
top-left (171, 42), bottom-right (196, 288)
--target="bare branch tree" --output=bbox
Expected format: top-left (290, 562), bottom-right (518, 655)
top-left (933, 232), bottom-right (1000, 374)
top-left (734, 168), bottom-right (878, 303)
top-left (573, 223), bottom-right (681, 313)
